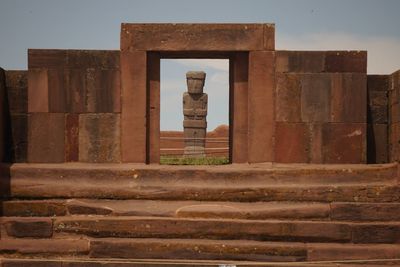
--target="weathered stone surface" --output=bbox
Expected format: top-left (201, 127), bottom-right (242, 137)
top-left (0, 68), bottom-right (5, 162)
top-left (65, 114), bottom-right (79, 162)
top-left (86, 69), bottom-right (120, 113)
top-left (3, 218), bottom-right (53, 238)
top-left (248, 51), bottom-right (275, 163)
top-left (48, 69), bottom-right (67, 113)
top-left (0, 238), bottom-right (89, 255)
top-left (300, 74), bottom-right (331, 122)
top-left (66, 69), bottom-right (86, 113)
top-left (275, 51), bottom-right (325, 73)
top-left (389, 122), bottom-right (400, 162)
top-left (120, 51), bottom-right (147, 163)
top-left (307, 243), bottom-right (400, 261)
top-left (121, 23), bottom-right (274, 51)
top-left (231, 52), bottom-right (248, 163)
top-left (90, 238), bottom-right (306, 261)
top-left (28, 69), bottom-right (49, 113)
top-left (322, 123), bottom-right (366, 163)
top-left (28, 49), bottom-right (67, 69)
top-left (79, 114), bottom-right (120, 162)
top-left (309, 123), bottom-right (323, 163)
top-left (368, 75), bottom-right (389, 91)
top-left (1, 260), bottom-right (61, 267)
top-left (55, 216), bottom-right (351, 242)
top-left (325, 51), bottom-right (367, 73)
top-left (275, 73), bottom-right (301, 122)
top-left (331, 73), bottom-right (366, 123)
top-left (367, 124), bottom-right (388, 164)
top-left (2, 200), bottom-right (66, 217)
top-left (147, 52), bottom-right (160, 163)
top-left (27, 113), bottom-right (65, 163)
top-left (5, 71), bottom-right (28, 114)
top-left (352, 224), bottom-right (400, 243)
top-left (331, 203), bottom-right (400, 221)
top-left (275, 122), bottom-right (309, 163)
top-left (9, 114), bottom-right (28, 162)
top-left (67, 50), bottom-right (120, 69)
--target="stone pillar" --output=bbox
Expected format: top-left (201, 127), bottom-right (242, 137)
top-left (183, 71), bottom-right (208, 157)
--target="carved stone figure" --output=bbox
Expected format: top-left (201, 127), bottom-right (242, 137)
top-left (183, 71), bottom-right (208, 157)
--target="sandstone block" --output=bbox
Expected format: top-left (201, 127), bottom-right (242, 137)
top-left (300, 74), bottom-right (331, 122)
top-left (275, 73), bottom-right (301, 122)
top-left (27, 113), bottom-right (65, 163)
top-left (275, 122), bottom-right (309, 163)
top-left (352, 224), bottom-right (400, 243)
top-left (330, 73), bottom-right (366, 123)
top-left (4, 218), bottom-right (53, 238)
top-left (48, 69), bottom-right (67, 112)
top-left (28, 49), bottom-right (67, 69)
top-left (5, 70), bottom-right (28, 88)
top-left (67, 50), bottom-right (120, 69)
top-left (65, 113), bottom-right (79, 162)
top-left (368, 75), bottom-right (389, 91)
top-left (275, 51), bottom-right (325, 73)
top-left (28, 69), bottom-right (49, 113)
top-left (121, 23), bottom-right (273, 51)
top-left (10, 114), bottom-right (28, 162)
top-left (325, 51), bottom-right (367, 73)
top-left (331, 203), bottom-right (400, 221)
top-left (367, 123), bottom-right (388, 164)
top-left (322, 123), bottom-right (366, 163)
top-left (2, 200), bottom-right (66, 217)
top-left (79, 113), bottom-right (120, 163)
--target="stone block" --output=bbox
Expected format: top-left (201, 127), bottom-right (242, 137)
top-left (65, 113), bottom-right (79, 162)
top-left (275, 51), bottom-right (325, 73)
top-left (331, 203), bottom-right (400, 221)
top-left (27, 113), bottom-right (65, 163)
top-left (325, 51), bottom-right (367, 73)
top-left (331, 73), bottom-right (367, 123)
top-left (120, 51), bottom-right (147, 163)
top-left (10, 114), bottom-right (28, 162)
top-left (48, 69), bottom-right (67, 112)
top-left (322, 123), bottom-right (366, 163)
top-left (5, 70), bottom-right (28, 88)
top-left (352, 224), bottom-right (400, 243)
top-left (275, 122), bottom-right (309, 163)
top-left (2, 200), bottom-right (66, 217)
top-left (67, 50), bottom-right (120, 69)
top-left (66, 69), bottom-right (86, 113)
top-left (248, 51), bottom-right (275, 163)
top-left (367, 124), bottom-right (388, 164)
top-left (28, 69), bottom-right (49, 113)
top-left (369, 105), bottom-right (388, 124)
top-left (0, 68), bottom-right (5, 162)
top-left (86, 69), bottom-right (121, 113)
top-left (275, 73), bottom-right (301, 122)
top-left (28, 49), bottom-right (67, 69)
top-left (79, 113), bottom-right (120, 163)
top-left (309, 123), bottom-right (323, 163)
top-left (6, 86), bottom-right (27, 114)
top-left (389, 122), bottom-right (400, 162)
top-left (4, 218), bottom-right (53, 238)
top-left (121, 23), bottom-right (273, 51)
top-left (0, 239), bottom-right (89, 255)
top-left (300, 74), bottom-right (331, 122)
top-left (368, 75), bottom-right (389, 91)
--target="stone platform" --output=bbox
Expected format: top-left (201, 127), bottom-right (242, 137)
top-left (1, 163), bottom-right (400, 266)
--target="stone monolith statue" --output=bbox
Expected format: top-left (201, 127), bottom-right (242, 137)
top-left (183, 71), bottom-right (208, 157)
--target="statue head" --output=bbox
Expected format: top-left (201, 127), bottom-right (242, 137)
top-left (186, 71), bottom-right (206, 94)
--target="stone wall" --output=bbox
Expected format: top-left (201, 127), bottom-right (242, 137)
top-left (367, 75), bottom-right (389, 163)
top-left (275, 51), bottom-right (367, 163)
top-left (389, 70), bottom-right (400, 162)
top-left (0, 68), bottom-right (6, 162)
top-left (26, 49), bottom-right (121, 163)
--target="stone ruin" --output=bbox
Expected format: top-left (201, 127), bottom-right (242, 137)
top-left (183, 71), bottom-right (208, 157)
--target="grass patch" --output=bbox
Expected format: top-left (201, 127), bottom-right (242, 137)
top-left (160, 156), bottom-right (229, 165)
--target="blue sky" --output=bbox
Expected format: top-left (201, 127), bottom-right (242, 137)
top-left (1, 0), bottom-right (399, 130)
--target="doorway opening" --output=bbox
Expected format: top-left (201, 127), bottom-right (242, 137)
top-left (159, 58), bottom-right (230, 165)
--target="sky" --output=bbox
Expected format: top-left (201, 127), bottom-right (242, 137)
top-left (1, 0), bottom-right (400, 130)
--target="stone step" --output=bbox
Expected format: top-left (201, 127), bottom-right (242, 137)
top-left (4, 199), bottom-right (400, 222)
top-left (3, 216), bottom-right (400, 243)
top-left (1, 238), bottom-right (400, 264)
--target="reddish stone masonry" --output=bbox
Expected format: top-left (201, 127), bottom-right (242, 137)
top-left (0, 23), bottom-right (398, 164)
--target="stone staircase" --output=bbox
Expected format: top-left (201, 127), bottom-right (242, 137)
top-left (1, 163), bottom-right (400, 266)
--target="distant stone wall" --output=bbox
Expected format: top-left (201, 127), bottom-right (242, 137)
top-left (275, 51), bottom-right (367, 163)
top-left (389, 70), bottom-right (400, 162)
top-left (26, 49), bottom-right (120, 163)
top-left (0, 68), bottom-right (6, 162)
top-left (160, 125), bottom-right (229, 157)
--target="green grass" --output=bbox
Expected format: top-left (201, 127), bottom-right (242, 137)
top-left (160, 156), bottom-right (229, 165)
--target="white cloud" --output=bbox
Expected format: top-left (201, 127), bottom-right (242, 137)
top-left (175, 59), bottom-right (229, 72)
top-left (277, 32), bottom-right (400, 74)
